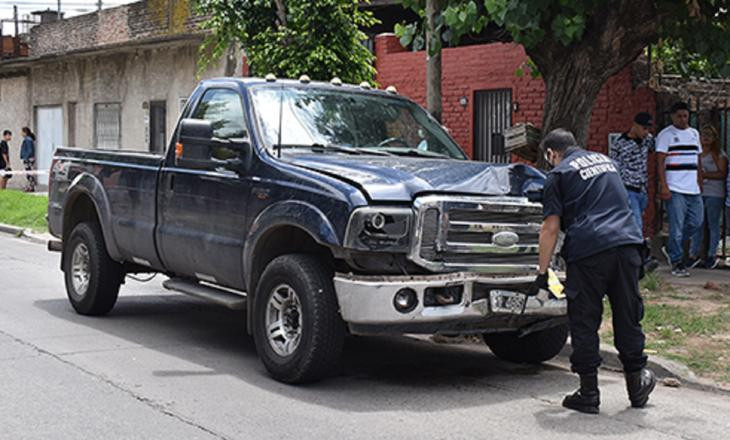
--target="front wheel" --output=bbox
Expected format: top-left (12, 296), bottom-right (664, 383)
top-left (63, 222), bottom-right (124, 316)
top-left (252, 254), bottom-right (345, 384)
top-left (482, 324), bottom-right (568, 364)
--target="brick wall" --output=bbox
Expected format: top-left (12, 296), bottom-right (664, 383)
top-left (375, 33), bottom-right (656, 156)
top-left (29, 0), bottom-right (205, 57)
top-left (375, 33), bottom-right (659, 234)
top-left (1, 36), bottom-right (29, 57)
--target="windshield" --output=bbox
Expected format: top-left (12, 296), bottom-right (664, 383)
top-left (250, 86), bottom-right (467, 160)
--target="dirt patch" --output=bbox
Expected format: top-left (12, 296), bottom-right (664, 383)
top-left (601, 273), bottom-right (730, 387)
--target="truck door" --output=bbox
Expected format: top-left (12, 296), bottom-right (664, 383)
top-left (156, 87), bottom-right (250, 289)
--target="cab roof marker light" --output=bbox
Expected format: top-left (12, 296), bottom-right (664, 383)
top-left (330, 77), bottom-right (343, 86)
top-left (299, 74), bottom-right (311, 84)
top-left (265, 73), bottom-right (277, 82)
top-left (359, 81), bottom-right (372, 90)
top-left (386, 85), bottom-right (398, 94)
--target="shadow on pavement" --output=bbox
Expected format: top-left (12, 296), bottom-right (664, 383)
top-left (34, 292), bottom-right (608, 416)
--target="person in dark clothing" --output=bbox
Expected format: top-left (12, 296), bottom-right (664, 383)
top-left (20, 127), bottom-right (36, 192)
top-left (0, 130), bottom-right (11, 190)
top-left (530, 128), bottom-right (656, 414)
top-left (609, 112), bottom-right (654, 233)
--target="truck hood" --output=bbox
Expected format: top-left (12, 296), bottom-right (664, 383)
top-left (286, 153), bottom-right (545, 201)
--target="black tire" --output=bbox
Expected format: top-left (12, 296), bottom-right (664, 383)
top-left (252, 254), bottom-right (345, 384)
top-left (63, 222), bottom-right (124, 316)
top-left (482, 324), bottom-right (568, 364)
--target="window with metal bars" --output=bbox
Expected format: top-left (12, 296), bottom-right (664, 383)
top-left (94, 102), bottom-right (121, 149)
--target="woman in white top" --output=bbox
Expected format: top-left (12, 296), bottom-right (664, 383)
top-left (690, 125), bottom-right (728, 268)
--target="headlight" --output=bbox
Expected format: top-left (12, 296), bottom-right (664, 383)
top-left (344, 207), bottom-right (413, 252)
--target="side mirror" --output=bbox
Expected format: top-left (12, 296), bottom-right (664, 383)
top-left (178, 119), bottom-right (213, 163)
top-left (176, 119), bottom-right (252, 173)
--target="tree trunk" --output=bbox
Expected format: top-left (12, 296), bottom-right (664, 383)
top-left (525, 1), bottom-right (661, 149)
top-left (425, 0), bottom-right (442, 122)
top-left (538, 53), bottom-right (608, 147)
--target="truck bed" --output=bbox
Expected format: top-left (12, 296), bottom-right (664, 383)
top-left (48, 147), bottom-right (164, 270)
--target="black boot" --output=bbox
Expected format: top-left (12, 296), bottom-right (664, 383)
top-left (562, 374), bottom-right (600, 414)
top-left (625, 368), bottom-right (656, 408)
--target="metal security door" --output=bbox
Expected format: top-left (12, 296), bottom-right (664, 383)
top-left (35, 106), bottom-right (63, 186)
top-left (149, 101), bottom-right (167, 153)
top-left (474, 89), bottom-right (512, 163)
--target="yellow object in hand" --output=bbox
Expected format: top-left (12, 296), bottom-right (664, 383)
top-left (548, 269), bottom-right (565, 299)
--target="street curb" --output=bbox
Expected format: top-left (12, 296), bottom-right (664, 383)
top-left (0, 222), bottom-right (51, 246)
top-left (559, 342), bottom-right (730, 396)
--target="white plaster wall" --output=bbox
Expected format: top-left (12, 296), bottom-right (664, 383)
top-left (29, 41), bottom-right (232, 153)
top-left (0, 75), bottom-right (32, 189)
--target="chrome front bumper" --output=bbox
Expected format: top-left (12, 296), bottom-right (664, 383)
top-left (333, 272), bottom-right (566, 329)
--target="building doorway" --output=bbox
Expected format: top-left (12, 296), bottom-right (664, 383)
top-left (150, 101), bottom-right (167, 153)
top-left (473, 89), bottom-right (512, 163)
top-left (34, 105), bottom-right (63, 187)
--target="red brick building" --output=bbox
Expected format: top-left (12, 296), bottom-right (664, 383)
top-left (374, 33), bottom-right (656, 159)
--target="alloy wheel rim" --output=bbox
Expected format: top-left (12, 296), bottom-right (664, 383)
top-left (71, 243), bottom-right (91, 296)
top-left (265, 284), bottom-right (303, 357)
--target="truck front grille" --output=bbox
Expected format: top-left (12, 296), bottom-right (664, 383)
top-left (411, 195), bottom-right (543, 274)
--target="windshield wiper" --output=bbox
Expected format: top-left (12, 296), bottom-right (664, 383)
top-left (378, 147), bottom-right (451, 159)
top-left (276, 143), bottom-right (396, 156)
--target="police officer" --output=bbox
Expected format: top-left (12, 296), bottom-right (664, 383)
top-left (531, 129), bottom-right (656, 414)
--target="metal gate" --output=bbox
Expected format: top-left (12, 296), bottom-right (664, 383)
top-left (149, 101), bottom-right (167, 153)
top-left (35, 105), bottom-right (63, 187)
top-left (473, 89), bottom-right (512, 163)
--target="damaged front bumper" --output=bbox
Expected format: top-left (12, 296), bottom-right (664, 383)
top-left (333, 272), bottom-right (567, 335)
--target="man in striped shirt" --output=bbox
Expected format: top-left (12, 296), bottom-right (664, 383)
top-left (656, 102), bottom-right (704, 277)
top-left (610, 112), bottom-right (654, 234)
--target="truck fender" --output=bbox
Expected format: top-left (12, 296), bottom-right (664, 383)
top-left (243, 200), bottom-right (342, 334)
top-left (63, 173), bottom-right (123, 262)
top-left (243, 200), bottom-right (341, 291)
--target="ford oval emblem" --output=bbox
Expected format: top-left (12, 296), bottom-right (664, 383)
top-left (492, 231), bottom-right (519, 247)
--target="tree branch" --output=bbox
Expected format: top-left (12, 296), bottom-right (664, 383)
top-left (274, 0), bottom-right (287, 27)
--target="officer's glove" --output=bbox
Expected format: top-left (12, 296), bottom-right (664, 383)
top-left (527, 272), bottom-right (549, 296)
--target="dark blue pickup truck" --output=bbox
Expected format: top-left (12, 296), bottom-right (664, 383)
top-left (48, 77), bottom-right (567, 383)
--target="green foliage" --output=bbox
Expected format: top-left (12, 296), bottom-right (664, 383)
top-left (515, 58), bottom-right (540, 79)
top-left (639, 271), bottom-right (661, 292)
top-left (397, 0), bottom-right (730, 79)
top-left (197, 0), bottom-right (378, 84)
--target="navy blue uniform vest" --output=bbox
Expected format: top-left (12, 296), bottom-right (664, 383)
top-left (542, 147), bottom-right (643, 262)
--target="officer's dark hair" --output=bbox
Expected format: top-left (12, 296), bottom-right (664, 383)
top-left (540, 128), bottom-right (577, 154)
top-left (670, 101), bottom-right (689, 114)
top-left (2, 130), bottom-right (10, 136)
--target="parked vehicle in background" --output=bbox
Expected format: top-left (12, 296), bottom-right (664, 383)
top-left (48, 77), bottom-right (567, 383)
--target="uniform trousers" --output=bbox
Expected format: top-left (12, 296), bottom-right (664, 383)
top-left (566, 244), bottom-right (648, 376)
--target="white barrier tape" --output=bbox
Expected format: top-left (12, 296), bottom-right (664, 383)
top-left (0, 169), bottom-right (49, 177)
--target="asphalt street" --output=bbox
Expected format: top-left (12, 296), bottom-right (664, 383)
top-left (1, 234), bottom-right (728, 440)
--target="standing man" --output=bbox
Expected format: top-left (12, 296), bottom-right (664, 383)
top-left (610, 112), bottom-right (654, 233)
top-left (656, 102), bottom-right (703, 277)
top-left (0, 130), bottom-right (10, 190)
top-left (20, 127), bottom-right (36, 193)
top-left (532, 129), bottom-right (656, 415)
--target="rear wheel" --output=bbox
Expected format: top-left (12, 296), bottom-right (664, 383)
top-left (482, 324), bottom-right (568, 364)
top-left (252, 254), bottom-right (344, 384)
top-left (63, 222), bottom-right (124, 315)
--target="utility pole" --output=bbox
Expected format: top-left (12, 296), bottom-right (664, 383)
top-left (13, 5), bottom-right (18, 56)
top-left (425, 0), bottom-right (443, 123)
top-left (58, 0), bottom-right (62, 20)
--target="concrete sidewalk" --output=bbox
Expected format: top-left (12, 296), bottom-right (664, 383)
top-left (653, 264), bottom-right (730, 288)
